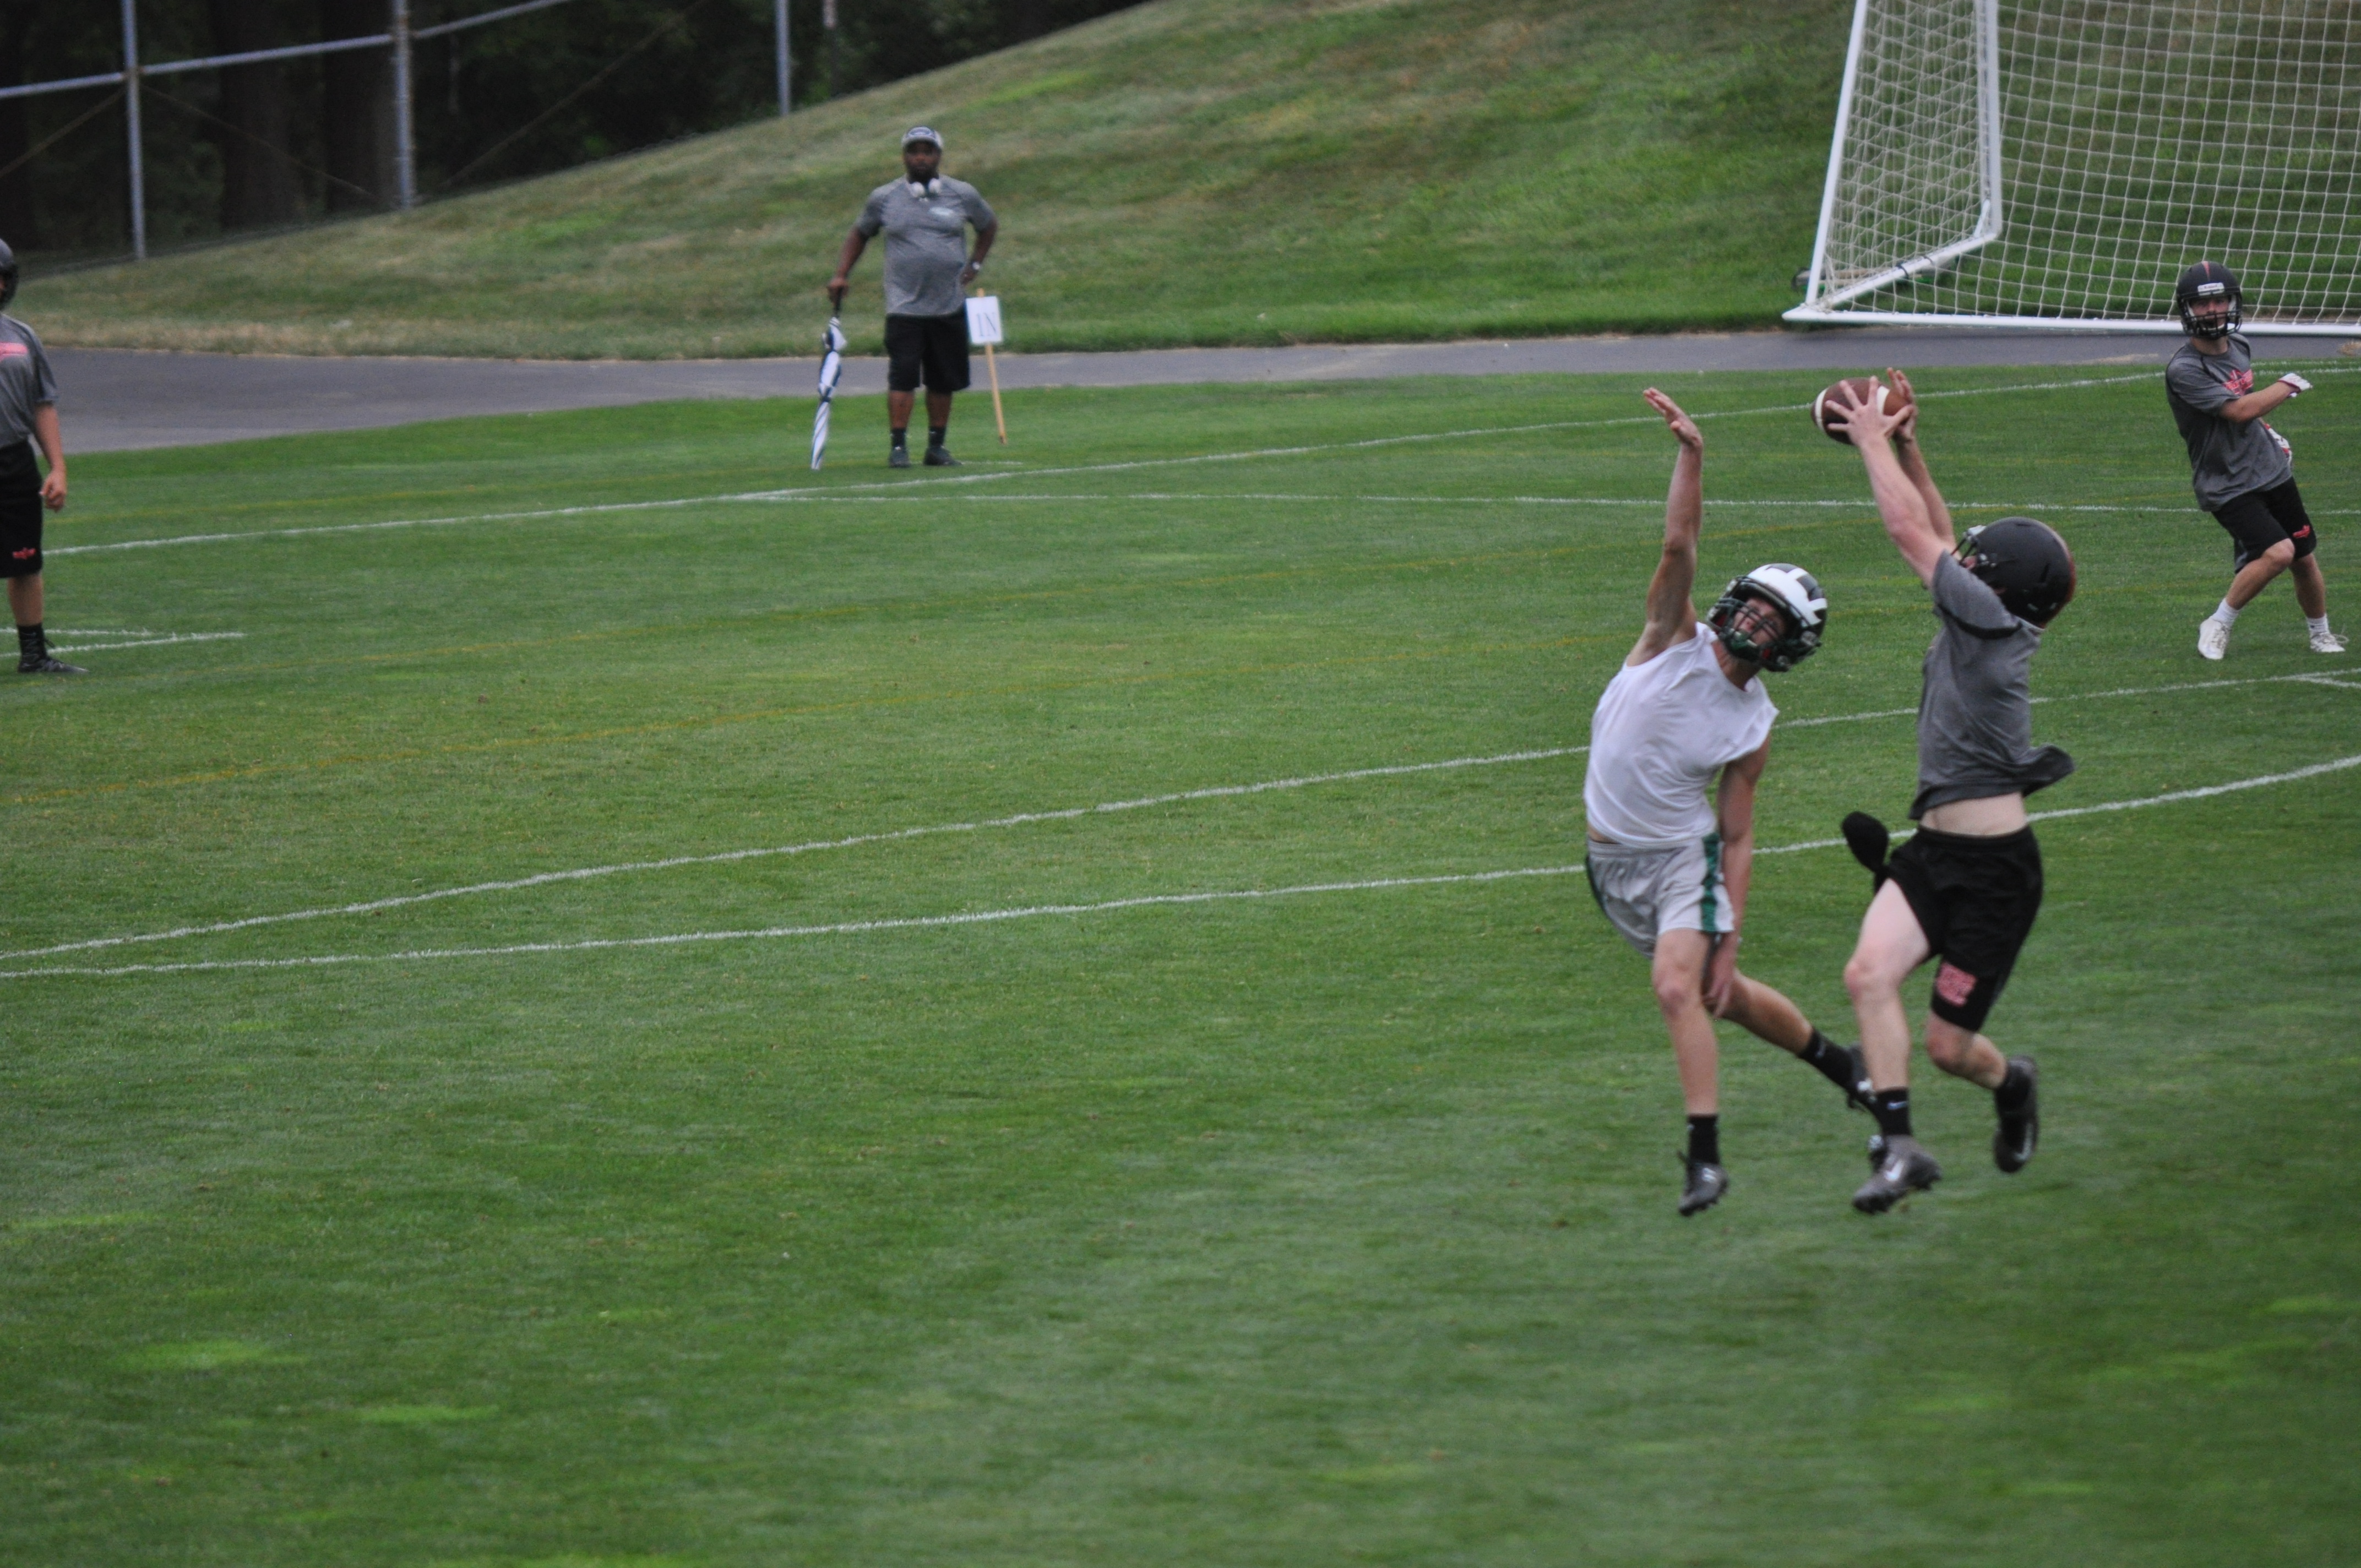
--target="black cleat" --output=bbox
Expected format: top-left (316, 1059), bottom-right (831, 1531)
top-left (1678, 1155), bottom-right (1729, 1217)
top-left (1842, 810), bottom-right (1892, 887)
top-left (1993, 1054), bottom-right (2039, 1174)
top-left (888, 446), bottom-right (912, 469)
top-left (1852, 1134), bottom-right (1940, 1213)
top-left (1833, 1043), bottom-right (1875, 1112)
top-left (923, 444), bottom-right (961, 467)
top-left (18, 654), bottom-right (85, 674)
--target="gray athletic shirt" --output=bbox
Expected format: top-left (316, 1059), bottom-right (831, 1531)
top-left (1912, 553), bottom-right (2075, 819)
top-left (2164, 334), bottom-right (2293, 511)
top-left (0, 314), bottom-right (59, 449)
top-left (855, 177), bottom-right (996, 318)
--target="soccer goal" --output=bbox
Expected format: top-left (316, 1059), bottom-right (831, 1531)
top-left (1788, 0), bottom-right (2361, 332)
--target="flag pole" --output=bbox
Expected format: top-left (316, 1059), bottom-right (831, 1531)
top-left (977, 286), bottom-right (1007, 445)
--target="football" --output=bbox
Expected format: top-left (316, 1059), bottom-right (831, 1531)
top-left (1811, 375), bottom-right (1908, 443)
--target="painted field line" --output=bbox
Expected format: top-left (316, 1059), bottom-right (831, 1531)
top-left (10, 668), bottom-right (2349, 963)
top-left (48, 631), bottom-right (244, 653)
top-left (46, 369), bottom-right (2190, 562)
top-left (10, 748), bottom-right (2361, 983)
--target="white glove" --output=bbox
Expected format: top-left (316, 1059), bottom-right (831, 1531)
top-left (2280, 372), bottom-right (2314, 395)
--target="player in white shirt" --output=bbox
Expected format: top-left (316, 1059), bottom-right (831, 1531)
top-left (1583, 390), bottom-right (1865, 1216)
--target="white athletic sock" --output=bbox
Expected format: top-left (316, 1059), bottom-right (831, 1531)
top-left (2213, 598), bottom-right (2240, 625)
top-left (2309, 614), bottom-right (2332, 636)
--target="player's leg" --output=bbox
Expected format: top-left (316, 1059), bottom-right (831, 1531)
top-left (1, 447), bottom-right (80, 676)
top-left (922, 312), bottom-right (972, 466)
top-left (1652, 929), bottom-right (1728, 1216)
top-left (1917, 830), bottom-right (2045, 1173)
top-left (884, 315), bottom-right (923, 466)
top-left (2202, 491), bottom-right (2295, 657)
top-left (2265, 482), bottom-right (2343, 650)
top-left (1844, 877), bottom-right (1942, 1212)
top-left (1713, 970), bottom-right (1870, 1108)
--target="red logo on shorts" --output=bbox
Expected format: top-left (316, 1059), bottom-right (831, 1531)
top-left (2293, 524), bottom-right (2313, 538)
top-left (1934, 963), bottom-right (1978, 1006)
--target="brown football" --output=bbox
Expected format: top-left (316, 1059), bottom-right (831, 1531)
top-left (1811, 375), bottom-right (1910, 443)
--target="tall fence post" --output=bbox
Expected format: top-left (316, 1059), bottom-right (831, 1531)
top-left (121, 0), bottom-right (146, 259)
top-left (823, 0), bottom-right (837, 99)
top-left (774, 0), bottom-right (791, 116)
top-left (391, 0), bottom-right (416, 209)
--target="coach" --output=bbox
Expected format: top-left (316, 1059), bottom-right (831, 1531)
top-left (829, 126), bottom-right (998, 469)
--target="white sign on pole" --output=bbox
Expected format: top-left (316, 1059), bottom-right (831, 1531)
top-left (964, 293), bottom-right (1004, 346)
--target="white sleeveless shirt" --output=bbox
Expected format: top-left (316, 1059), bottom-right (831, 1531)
top-left (1582, 624), bottom-right (1777, 848)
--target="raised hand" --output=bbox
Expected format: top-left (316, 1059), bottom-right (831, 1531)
top-left (1644, 387), bottom-right (1703, 449)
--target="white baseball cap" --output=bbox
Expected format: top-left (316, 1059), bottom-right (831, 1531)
top-left (901, 126), bottom-right (943, 150)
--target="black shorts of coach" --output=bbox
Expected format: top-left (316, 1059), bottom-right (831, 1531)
top-left (885, 311), bottom-right (972, 395)
top-left (2212, 478), bottom-right (2316, 573)
top-left (1887, 824), bottom-right (2044, 1034)
top-left (0, 439), bottom-right (43, 579)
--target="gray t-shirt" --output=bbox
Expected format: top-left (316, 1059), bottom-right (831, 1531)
top-left (1912, 553), bottom-right (2075, 819)
top-left (2165, 334), bottom-right (2293, 511)
top-left (855, 176), bottom-right (996, 318)
top-left (0, 314), bottom-right (59, 449)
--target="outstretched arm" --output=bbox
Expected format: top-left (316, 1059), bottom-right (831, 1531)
top-left (1628, 388), bottom-right (1706, 666)
top-left (1827, 377), bottom-right (1948, 587)
top-left (828, 227), bottom-right (869, 309)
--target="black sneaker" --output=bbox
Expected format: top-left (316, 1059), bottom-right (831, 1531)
top-left (888, 446), bottom-right (911, 469)
top-left (1993, 1054), bottom-right (2039, 1174)
top-left (923, 444), bottom-right (961, 467)
top-left (18, 654), bottom-right (86, 674)
top-left (1833, 1043), bottom-right (1875, 1112)
top-left (1852, 1134), bottom-right (1940, 1213)
top-left (1678, 1155), bottom-right (1728, 1217)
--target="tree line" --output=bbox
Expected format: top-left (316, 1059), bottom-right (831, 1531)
top-left (1, 0), bottom-right (1137, 258)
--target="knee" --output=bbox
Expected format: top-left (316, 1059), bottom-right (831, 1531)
top-left (1843, 953), bottom-right (1892, 1005)
top-left (1652, 970), bottom-right (1697, 1016)
top-left (2263, 540), bottom-right (2297, 570)
top-left (1924, 1023), bottom-right (1974, 1072)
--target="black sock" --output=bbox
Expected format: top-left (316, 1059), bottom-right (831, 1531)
top-left (891, 427), bottom-right (909, 449)
top-left (1798, 1027), bottom-right (1857, 1090)
top-left (16, 622), bottom-right (41, 661)
top-left (1686, 1114), bottom-right (1721, 1167)
top-left (1871, 1089), bottom-right (1912, 1139)
top-left (928, 424), bottom-right (948, 448)
top-left (1996, 1060), bottom-right (2033, 1112)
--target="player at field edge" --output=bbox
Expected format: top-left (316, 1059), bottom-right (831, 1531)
top-left (828, 127), bottom-right (998, 470)
top-left (0, 238), bottom-right (82, 676)
top-left (2165, 260), bottom-right (2344, 660)
top-left (1581, 389), bottom-right (1870, 1218)
top-left (1824, 371), bottom-right (2069, 1215)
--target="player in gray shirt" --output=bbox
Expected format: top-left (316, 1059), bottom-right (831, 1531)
top-left (2163, 260), bottom-right (2342, 659)
top-left (0, 238), bottom-right (83, 674)
top-left (829, 127), bottom-right (998, 468)
top-left (1824, 372), bottom-right (2074, 1213)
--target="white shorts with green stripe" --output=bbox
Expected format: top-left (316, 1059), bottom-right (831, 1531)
top-left (1583, 832), bottom-right (1728, 957)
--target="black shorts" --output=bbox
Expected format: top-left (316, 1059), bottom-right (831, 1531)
top-left (1887, 824), bottom-right (2044, 1033)
top-left (2212, 478), bottom-right (2315, 571)
top-left (0, 439), bottom-right (42, 579)
top-left (884, 311), bottom-right (971, 395)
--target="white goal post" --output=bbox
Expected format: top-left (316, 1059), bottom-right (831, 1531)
top-left (1788, 0), bottom-right (2361, 333)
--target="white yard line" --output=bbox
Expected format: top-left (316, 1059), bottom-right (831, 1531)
top-left (47, 369), bottom-right (2217, 561)
top-left (8, 748), bottom-right (2359, 982)
top-left (6, 676), bottom-right (2354, 978)
top-left (46, 631), bottom-right (245, 653)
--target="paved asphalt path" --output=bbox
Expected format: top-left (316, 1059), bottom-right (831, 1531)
top-left (56, 325), bottom-right (2345, 452)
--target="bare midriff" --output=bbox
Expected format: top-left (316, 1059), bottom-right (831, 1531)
top-left (1919, 792), bottom-right (2028, 836)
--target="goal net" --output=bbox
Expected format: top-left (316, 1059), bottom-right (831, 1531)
top-left (1788, 0), bottom-right (2361, 332)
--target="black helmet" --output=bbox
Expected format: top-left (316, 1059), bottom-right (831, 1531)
top-left (2174, 260), bottom-right (2240, 340)
top-left (1957, 518), bottom-right (2075, 626)
top-left (1709, 562), bottom-right (1828, 672)
top-left (0, 237), bottom-right (15, 312)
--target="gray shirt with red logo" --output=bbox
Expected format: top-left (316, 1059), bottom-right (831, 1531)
top-left (0, 314), bottom-right (58, 450)
top-left (2164, 334), bottom-right (2293, 511)
top-left (1912, 554), bottom-right (2075, 819)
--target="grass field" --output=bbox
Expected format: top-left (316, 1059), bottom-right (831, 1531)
top-left (22, 0), bottom-right (1847, 358)
top-left (3, 360), bottom-right (2359, 1565)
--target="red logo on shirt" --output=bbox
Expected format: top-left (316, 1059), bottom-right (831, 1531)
top-left (1934, 963), bottom-right (1979, 1006)
top-left (0, 343), bottom-right (25, 360)
top-left (2223, 367), bottom-right (2253, 395)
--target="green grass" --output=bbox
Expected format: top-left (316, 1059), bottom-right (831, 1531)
top-left (21, 0), bottom-right (1848, 359)
top-left (3, 357), bottom-right (2360, 1565)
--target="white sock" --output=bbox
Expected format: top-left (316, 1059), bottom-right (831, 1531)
top-left (2213, 598), bottom-right (2240, 625)
top-left (2309, 614), bottom-right (2332, 636)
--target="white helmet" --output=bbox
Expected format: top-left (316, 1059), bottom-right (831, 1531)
top-left (1709, 563), bottom-right (1827, 671)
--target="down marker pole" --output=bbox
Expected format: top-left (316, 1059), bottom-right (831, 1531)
top-left (967, 290), bottom-right (1007, 446)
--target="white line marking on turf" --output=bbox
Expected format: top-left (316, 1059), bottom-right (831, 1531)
top-left (47, 369), bottom-right (2234, 560)
top-left (10, 669), bottom-right (2351, 965)
top-left (47, 631), bottom-right (245, 653)
top-left (8, 741), bottom-right (2358, 983)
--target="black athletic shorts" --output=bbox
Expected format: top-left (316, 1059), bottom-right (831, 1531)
top-left (884, 311), bottom-right (971, 394)
top-left (0, 439), bottom-right (42, 579)
top-left (1887, 824), bottom-right (2043, 1033)
top-left (2212, 478), bottom-right (2315, 571)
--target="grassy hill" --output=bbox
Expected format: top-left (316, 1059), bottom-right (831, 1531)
top-left (23, 0), bottom-right (1848, 360)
